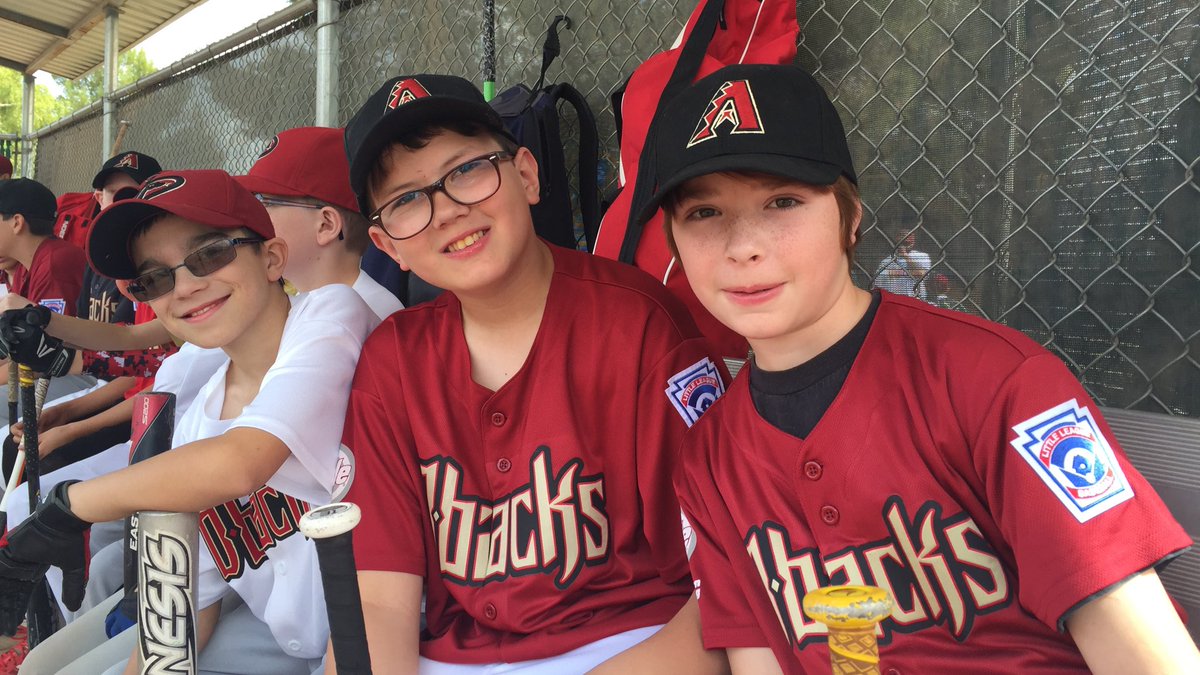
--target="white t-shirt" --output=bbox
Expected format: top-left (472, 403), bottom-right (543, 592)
top-left (185, 284), bottom-right (375, 658)
top-left (353, 269), bottom-right (403, 322)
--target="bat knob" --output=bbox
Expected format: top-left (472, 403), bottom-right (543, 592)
top-left (300, 502), bottom-right (362, 539)
top-left (804, 586), bottom-right (893, 674)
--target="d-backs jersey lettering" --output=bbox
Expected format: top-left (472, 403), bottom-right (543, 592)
top-left (343, 245), bottom-right (726, 664)
top-left (676, 293), bottom-right (1190, 674)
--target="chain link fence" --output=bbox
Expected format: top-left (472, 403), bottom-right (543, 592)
top-left (30, 0), bottom-right (1200, 416)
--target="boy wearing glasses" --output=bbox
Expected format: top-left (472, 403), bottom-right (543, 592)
top-left (0, 169), bottom-right (377, 675)
top-left (332, 74), bottom-right (727, 674)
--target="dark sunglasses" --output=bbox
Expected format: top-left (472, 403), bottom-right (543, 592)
top-left (127, 237), bottom-right (263, 302)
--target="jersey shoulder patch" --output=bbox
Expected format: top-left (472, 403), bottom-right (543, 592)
top-left (665, 357), bottom-right (726, 428)
top-left (39, 299), bottom-right (66, 314)
top-left (1010, 399), bottom-right (1133, 523)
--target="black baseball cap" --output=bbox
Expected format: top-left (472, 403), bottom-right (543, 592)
top-left (633, 64), bottom-right (857, 227)
top-left (344, 74), bottom-right (515, 214)
top-left (91, 151), bottom-right (163, 189)
top-left (0, 178), bottom-right (57, 222)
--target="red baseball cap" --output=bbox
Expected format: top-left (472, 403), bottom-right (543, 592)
top-left (235, 127), bottom-right (357, 211)
top-left (0, 155), bottom-right (12, 176)
top-left (88, 169), bottom-right (275, 280)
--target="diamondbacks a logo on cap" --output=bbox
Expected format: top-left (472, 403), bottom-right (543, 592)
top-left (137, 175), bottom-right (186, 201)
top-left (386, 79), bottom-right (431, 110)
top-left (114, 153), bottom-right (138, 169)
top-left (687, 80), bottom-right (765, 148)
top-left (258, 135), bottom-right (280, 159)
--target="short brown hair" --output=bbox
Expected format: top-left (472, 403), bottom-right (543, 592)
top-left (661, 173), bottom-right (861, 264)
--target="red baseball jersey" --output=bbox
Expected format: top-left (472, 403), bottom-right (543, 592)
top-left (343, 244), bottom-right (727, 663)
top-left (676, 292), bottom-right (1191, 674)
top-left (9, 237), bottom-right (86, 316)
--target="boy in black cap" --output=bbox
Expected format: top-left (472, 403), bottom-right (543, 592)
top-left (0, 179), bottom-right (85, 318)
top-left (334, 74), bottom-right (728, 673)
top-left (84, 152), bottom-right (163, 325)
top-left (639, 63), bottom-right (1198, 674)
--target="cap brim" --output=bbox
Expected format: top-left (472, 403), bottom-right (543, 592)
top-left (91, 167), bottom-right (140, 190)
top-left (348, 98), bottom-right (515, 212)
top-left (87, 198), bottom-right (250, 280)
top-left (632, 154), bottom-right (846, 228)
top-left (234, 174), bottom-right (305, 200)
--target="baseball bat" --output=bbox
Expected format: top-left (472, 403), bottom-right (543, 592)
top-left (802, 586), bottom-right (894, 675)
top-left (0, 377), bottom-right (47, 531)
top-left (136, 510), bottom-right (199, 675)
top-left (299, 502), bottom-right (372, 675)
top-left (19, 366), bottom-right (57, 647)
top-left (111, 120), bottom-right (132, 157)
top-left (7, 361), bottom-right (16, 429)
top-left (122, 393), bottom-right (177, 626)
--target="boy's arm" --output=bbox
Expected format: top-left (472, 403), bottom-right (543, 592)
top-left (727, 648), bottom-right (784, 675)
top-left (65, 426), bottom-right (291, 522)
top-left (324, 570), bottom-right (422, 675)
top-left (36, 393), bottom-right (137, 457)
top-left (1066, 569), bottom-right (1200, 675)
top-left (48, 312), bottom-right (172, 351)
top-left (586, 596), bottom-right (729, 675)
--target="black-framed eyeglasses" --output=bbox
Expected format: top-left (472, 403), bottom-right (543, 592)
top-left (369, 151), bottom-right (515, 240)
top-left (127, 237), bottom-right (264, 302)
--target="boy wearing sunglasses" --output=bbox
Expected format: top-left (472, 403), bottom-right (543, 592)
top-left (330, 74), bottom-right (728, 674)
top-left (0, 169), bottom-right (377, 675)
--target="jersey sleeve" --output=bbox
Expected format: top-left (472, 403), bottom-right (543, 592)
top-left (231, 316), bottom-right (367, 505)
top-left (341, 336), bottom-right (428, 577)
top-left (676, 465), bottom-right (770, 649)
top-left (971, 353), bottom-right (1191, 629)
top-left (29, 244), bottom-right (86, 317)
top-left (635, 325), bottom-right (730, 587)
top-left (80, 345), bottom-right (177, 380)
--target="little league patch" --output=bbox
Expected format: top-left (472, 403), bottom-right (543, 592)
top-left (665, 357), bottom-right (726, 428)
top-left (1010, 399), bottom-right (1133, 523)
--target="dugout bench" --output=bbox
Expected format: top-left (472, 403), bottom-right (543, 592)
top-left (1103, 407), bottom-right (1200, 645)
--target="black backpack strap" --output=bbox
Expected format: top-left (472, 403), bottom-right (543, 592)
top-left (618, 0), bottom-right (726, 264)
top-left (552, 83), bottom-right (602, 250)
top-left (533, 15), bottom-right (573, 92)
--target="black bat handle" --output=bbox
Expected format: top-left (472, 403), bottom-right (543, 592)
top-left (300, 503), bottom-right (372, 675)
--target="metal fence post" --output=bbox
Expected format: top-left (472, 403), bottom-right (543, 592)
top-left (20, 74), bottom-right (34, 177)
top-left (102, 5), bottom-right (119, 162)
top-left (315, 0), bottom-right (339, 127)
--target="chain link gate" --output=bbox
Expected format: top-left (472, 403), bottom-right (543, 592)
top-left (29, 0), bottom-right (1199, 416)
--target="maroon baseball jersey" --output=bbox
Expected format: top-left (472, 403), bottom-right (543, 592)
top-left (676, 292), bottom-right (1190, 674)
top-left (343, 244), bottom-right (727, 663)
top-left (9, 237), bottom-right (86, 317)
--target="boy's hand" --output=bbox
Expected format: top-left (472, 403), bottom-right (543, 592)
top-left (0, 295), bottom-right (31, 314)
top-left (0, 480), bottom-right (90, 634)
top-left (0, 306), bottom-right (75, 376)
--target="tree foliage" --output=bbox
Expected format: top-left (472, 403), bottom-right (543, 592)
top-left (0, 49), bottom-right (156, 136)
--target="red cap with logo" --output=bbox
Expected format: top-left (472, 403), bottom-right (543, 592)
top-left (87, 169), bottom-right (275, 280)
top-left (235, 127), bottom-right (358, 212)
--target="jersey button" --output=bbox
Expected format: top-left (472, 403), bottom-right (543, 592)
top-left (491, 411), bottom-right (507, 427)
top-left (483, 602), bottom-right (498, 620)
top-left (496, 458), bottom-right (512, 472)
top-left (803, 461), bottom-right (823, 480)
top-left (886, 669), bottom-right (901, 675)
top-left (819, 505), bottom-right (840, 525)
top-left (287, 640), bottom-right (301, 652)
